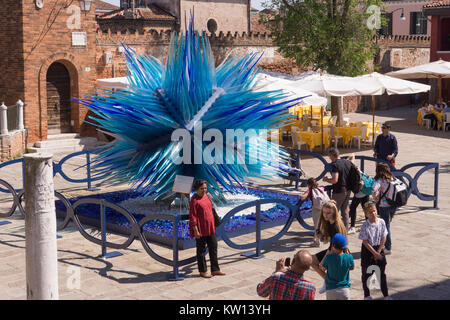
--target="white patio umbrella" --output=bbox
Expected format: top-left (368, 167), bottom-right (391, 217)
top-left (355, 72), bottom-right (431, 144)
top-left (293, 71), bottom-right (381, 97)
top-left (293, 71), bottom-right (382, 146)
top-left (386, 59), bottom-right (450, 101)
top-left (97, 77), bottom-right (129, 89)
top-left (254, 73), bottom-right (328, 106)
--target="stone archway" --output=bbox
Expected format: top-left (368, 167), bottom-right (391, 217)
top-left (46, 62), bottom-right (71, 134)
top-left (38, 53), bottom-right (79, 139)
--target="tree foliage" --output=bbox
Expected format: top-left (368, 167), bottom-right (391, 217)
top-left (262, 0), bottom-right (385, 76)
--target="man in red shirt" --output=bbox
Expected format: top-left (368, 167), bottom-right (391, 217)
top-left (257, 250), bottom-right (316, 300)
top-left (189, 180), bottom-right (226, 278)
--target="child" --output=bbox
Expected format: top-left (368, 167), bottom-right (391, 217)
top-left (310, 200), bottom-right (347, 294)
top-left (321, 233), bottom-right (354, 300)
top-left (300, 178), bottom-right (330, 247)
top-left (359, 201), bottom-right (392, 300)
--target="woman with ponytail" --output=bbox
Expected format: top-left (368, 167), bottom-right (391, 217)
top-left (310, 200), bottom-right (348, 294)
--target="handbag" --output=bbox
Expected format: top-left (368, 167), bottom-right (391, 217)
top-left (207, 193), bottom-right (221, 227)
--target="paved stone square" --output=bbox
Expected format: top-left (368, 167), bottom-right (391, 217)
top-left (0, 106), bottom-right (449, 300)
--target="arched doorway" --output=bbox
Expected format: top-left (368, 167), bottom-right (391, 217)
top-left (46, 62), bottom-right (72, 134)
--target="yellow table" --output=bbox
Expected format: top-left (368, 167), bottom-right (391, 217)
top-left (311, 115), bottom-right (332, 124)
top-left (290, 105), bottom-right (325, 118)
top-left (335, 126), bottom-right (360, 145)
top-left (298, 131), bottom-right (330, 150)
top-left (417, 109), bottom-right (423, 126)
top-left (432, 110), bottom-right (444, 129)
top-left (418, 107), bottom-right (444, 129)
top-left (360, 122), bottom-right (379, 141)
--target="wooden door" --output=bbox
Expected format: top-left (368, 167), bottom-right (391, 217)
top-left (46, 62), bottom-right (71, 134)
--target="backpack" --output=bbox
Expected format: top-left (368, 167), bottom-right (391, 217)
top-left (311, 188), bottom-right (330, 209)
top-left (347, 161), bottom-right (362, 194)
top-left (380, 178), bottom-right (408, 208)
top-left (360, 172), bottom-right (376, 196)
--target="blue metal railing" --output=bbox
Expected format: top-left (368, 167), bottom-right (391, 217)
top-left (0, 150), bottom-right (108, 193)
top-left (0, 149), bottom-right (440, 280)
top-left (284, 148), bottom-right (439, 209)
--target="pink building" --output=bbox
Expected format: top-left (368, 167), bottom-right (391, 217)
top-left (381, 1), bottom-right (431, 36)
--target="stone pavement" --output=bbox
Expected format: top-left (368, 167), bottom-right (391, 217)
top-left (0, 106), bottom-right (450, 300)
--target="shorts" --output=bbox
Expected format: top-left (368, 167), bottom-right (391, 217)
top-left (326, 287), bottom-right (350, 300)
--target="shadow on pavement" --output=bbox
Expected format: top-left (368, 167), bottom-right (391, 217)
top-left (389, 279), bottom-right (450, 300)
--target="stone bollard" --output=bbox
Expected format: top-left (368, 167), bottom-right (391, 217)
top-left (16, 99), bottom-right (24, 131)
top-left (0, 102), bottom-right (8, 135)
top-left (24, 153), bottom-right (59, 300)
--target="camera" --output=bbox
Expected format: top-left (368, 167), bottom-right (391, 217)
top-left (284, 257), bottom-right (291, 267)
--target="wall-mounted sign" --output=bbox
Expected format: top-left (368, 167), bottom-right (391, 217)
top-left (72, 32), bottom-right (87, 47)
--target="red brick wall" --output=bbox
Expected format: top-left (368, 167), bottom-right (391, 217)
top-left (0, 1), bottom-right (25, 106)
top-left (0, 130), bottom-right (26, 162)
top-left (19, 0), bottom-right (98, 143)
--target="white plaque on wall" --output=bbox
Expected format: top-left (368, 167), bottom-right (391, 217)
top-left (72, 32), bottom-right (87, 46)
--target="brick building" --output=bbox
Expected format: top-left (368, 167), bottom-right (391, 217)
top-left (0, 0), bottom-right (434, 161)
top-left (0, 0), bottom-right (252, 160)
top-left (423, 0), bottom-right (450, 101)
top-left (381, 1), bottom-right (431, 36)
top-left (0, 0), bottom-right (98, 153)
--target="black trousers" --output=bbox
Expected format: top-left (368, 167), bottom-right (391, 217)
top-left (361, 244), bottom-right (389, 298)
top-left (196, 234), bottom-right (220, 273)
top-left (349, 195), bottom-right (369, 228)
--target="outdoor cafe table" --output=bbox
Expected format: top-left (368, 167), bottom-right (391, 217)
top-left (417, 107), bottom-right (444, 129)
top-left (311, 115), bottom-right (332, 125)
top-left (433, 110), bottom-right (444, 129)
top-left (335, 126), bottom-right (360, 145)
top-left (298, 131), bottom-right (330, 150)
top-left (360, 122), bottom-right (379, 140)
top-left (290, 105), bottom-right (324, 118)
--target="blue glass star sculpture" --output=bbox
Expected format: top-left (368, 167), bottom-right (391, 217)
top-left (77, 19), bottom-right (307, 202)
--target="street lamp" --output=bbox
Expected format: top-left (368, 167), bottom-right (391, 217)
top-left (78, 0), bottom-right (92, 12)
top-left (390, 8), bottom-right (406, 21)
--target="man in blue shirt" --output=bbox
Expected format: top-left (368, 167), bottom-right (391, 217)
top-left (373, 123), bottom-right (398, 167)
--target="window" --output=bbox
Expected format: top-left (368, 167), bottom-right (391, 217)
top-left (379, 12), bottom-right (393, 36)
top-left (440, 18), bottom-right (450, 51)
top-left (410, 12), bottom-right (427, 35)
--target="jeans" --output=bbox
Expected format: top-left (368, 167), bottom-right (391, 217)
top-left (312, 207), bottom-right (322, 231)
top-left (378, 206), bottom-right (396, 251)
top-left (349, 195), bottom-right (369, 228)
top-left (332, 191), bottom-right (351, 230)
top-left (196, 234), bottom-right (220, 273)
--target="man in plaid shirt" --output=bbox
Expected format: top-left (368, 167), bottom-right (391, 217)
top-left (257, 250), bottom-right (316, 300)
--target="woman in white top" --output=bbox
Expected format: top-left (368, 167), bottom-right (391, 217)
top-left (371, 163), bottom-right (396, 254)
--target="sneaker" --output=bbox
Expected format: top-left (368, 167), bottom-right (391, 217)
top-left (319, 282), bottom-right (326, 294)
top-left (211, 270), bottom-right (226, 276)
top-left (348, 227), bottom-right (356, 235)
top-left (364, 296), bottom-right (373, 300)
top-left (384, 296), bottom-right (393, 300)
top-left (384, 249), bottom-right (391, 255)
